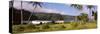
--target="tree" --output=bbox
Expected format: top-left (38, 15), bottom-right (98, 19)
top-left (92, 11), bottom-right (97, 20)
top-left (70, 4), bottom-right (97, 21)
top-left (71, 4), bottom-right (83, 10)
top-left (27, 1), bottom-right (43, 24)
top-left (87, 5), bottom-right (96, 21)
top-left (70, 4), bottom-right (83, 21)
top-left (77, 13), bottom-right (88, 21)
top-left (21, 0), bottom-right (23, 25)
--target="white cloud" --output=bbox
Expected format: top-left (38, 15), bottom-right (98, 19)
top-left (34, 7), bottom-right (65, 14)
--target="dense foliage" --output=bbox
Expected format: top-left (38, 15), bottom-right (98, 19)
top-left (77, 13), bottom-right (88, 21)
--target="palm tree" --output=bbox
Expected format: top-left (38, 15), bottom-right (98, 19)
top-left (71, 4), bottom-right (96, 21)
top-left (70, 4), bottom-right (83, 21)
top-left (77, 13), bottom-right (88, 21)
top-left (71, 4), bottom-right (83, 10)
top-left (21, 0), bottom-right (23, 24)
top-left (27, 1), bottom-right (42, 24)
top-left (87, 5), bottom-right (95, 21)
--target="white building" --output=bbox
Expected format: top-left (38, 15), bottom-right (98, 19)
top-left (32, 20), bottom-right (51, 24)
top-left (55, 20), bottom-right (64, 23)
top-left (23, 20), bottom-right (65, 24)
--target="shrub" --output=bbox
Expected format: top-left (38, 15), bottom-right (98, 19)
top-left (40, 22), bottom-right (43, 24)
top-left (70, 22), bottom-right (78, 27)
top-left (51, 20), bottom-right (55, 24)
top-left (13, 26), bottom-right (25, 32)
top-left (26, 24), bottom-right (36, 29)
top-left (42, 25), bottom-right (50, 29)
top-left (61, 25), bottom-right (66, 28)
top-left (18, 26), bottom-right (25, 31)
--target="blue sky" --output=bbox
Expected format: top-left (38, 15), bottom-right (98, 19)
top-left (13, 1), bottom-right (97, 16)
top-left (42, 2), bottom-right (82, 16)
top-left (42, 2), bottom-right (97, 16)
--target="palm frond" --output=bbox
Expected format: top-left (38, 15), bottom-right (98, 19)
top-left (71, 4), bottom-right (83, 10)
top-left (87, 5), bottom-right (95, 9)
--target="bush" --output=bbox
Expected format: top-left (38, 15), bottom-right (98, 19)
top-left (40, 22), bottom-right (43, 24)
top-left (26, 24), bottom-right (36, 29)
top-left (51, 20), bottom-right (55, 24)
top-left (61, 25), bottom-right (66, 28)
top-left (70, 22), bottom-right (78, 27)
top-left (42, 25), bottom-right (50, 29)
top-left (18, 26), bottom-right (25, 31)
top-left (12, 26), bottom-right (25, 33)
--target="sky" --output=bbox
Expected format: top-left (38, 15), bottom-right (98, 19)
top-left (12, 1), bottom-right (97, 16)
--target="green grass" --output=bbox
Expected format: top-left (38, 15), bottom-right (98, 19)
top-left (12, 21), bottom-right (97, 33)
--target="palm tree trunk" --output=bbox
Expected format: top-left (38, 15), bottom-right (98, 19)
top-left (21, 0), bottom-right (23, 25)
top-left (74, 16), bottom-right (77, 22)
top-left (75, 16), bottom-right (77, 22)
top-left (88, 9), bottom-right (93, 21)
top-left (27, 5), bottom-right (37, 24)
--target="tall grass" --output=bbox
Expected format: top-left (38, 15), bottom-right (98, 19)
top-left (12, 21), bottom-right (97, 33)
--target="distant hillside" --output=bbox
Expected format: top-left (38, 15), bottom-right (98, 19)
top-left (9, 7), bottom-right (72, 20)
top-left (9, 7), bottom-right (75, 24)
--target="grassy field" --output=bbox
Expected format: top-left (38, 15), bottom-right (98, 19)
top-left (12, 21), bottom-right (97, 33)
